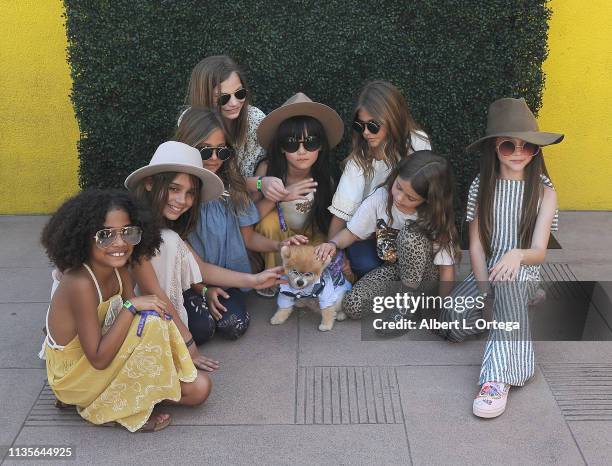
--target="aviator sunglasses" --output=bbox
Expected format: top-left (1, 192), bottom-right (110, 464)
top-left (217, 88), bottom-right (248, 106)
top-left (198, 145), bottom-right (235, 161)
top-left (281, 135), bottom-right (322, 153)
top-left (94, 226), bottom-right (142, 249)
top-left (496, 138), bottom-right (540, 157)
top-left (352, 119), bottom-right (382, 135)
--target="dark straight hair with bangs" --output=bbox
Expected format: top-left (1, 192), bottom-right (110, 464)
top-left (383, 150), bottom-right (461, 262)
top-left (265, 115), bottom-right (333, 236)
top-left (477, 139), bottom-right (550, 257)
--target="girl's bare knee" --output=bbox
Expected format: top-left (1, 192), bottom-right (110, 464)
top-left (181, 372), bottom-right (212, 406)
top-left (196, 372), bottom-right (212, 404)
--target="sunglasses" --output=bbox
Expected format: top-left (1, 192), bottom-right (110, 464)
top-left (281, 135), bottom-right (322, 153)
top-left (496, 139), bottom-right (540, 157)
top-left (94, 226), bottom-right (142, 249)
top-left (198, 145), bottom-right (235, 161)
top-left (218, 88), bottom-right (248, 106)
top-left (352, 119), bottom-right (382, 134)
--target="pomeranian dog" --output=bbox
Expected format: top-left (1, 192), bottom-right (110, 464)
top-left (271, 245), bottom-right (350, 331)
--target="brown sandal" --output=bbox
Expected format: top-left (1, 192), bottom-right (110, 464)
top-left (137, 413), bottom-right (171, 432)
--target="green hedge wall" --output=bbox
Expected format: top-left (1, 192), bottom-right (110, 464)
top-left (65, 0), bottom-right (551, 219)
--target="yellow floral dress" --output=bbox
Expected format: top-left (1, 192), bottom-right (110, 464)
top-left (44, 264), bottom-right (197, 432)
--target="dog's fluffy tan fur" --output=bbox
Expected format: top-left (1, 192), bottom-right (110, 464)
top-left (281, 245), bottom-right (326, 276)
top-left (270, 245), bottom-right (346, 331)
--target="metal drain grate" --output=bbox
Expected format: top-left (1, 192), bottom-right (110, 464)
top-left (540, 263), bottom-right (590, 301)
top-left (296, 366), bottom-right (403, 425)
top-left (25, 383), bottom-right (90, 427)
top-left (541, 363), bottom-right (612, 421)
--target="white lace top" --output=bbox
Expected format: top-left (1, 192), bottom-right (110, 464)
top-left (136, 229), bottom-right (202, 326)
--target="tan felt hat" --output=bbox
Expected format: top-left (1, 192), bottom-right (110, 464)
top-left (466, 97), bottom-right (564, 152)
top-left (124, 141), bottom-right (224, 202)
top-left (257, 92), bottom-right (344, 150)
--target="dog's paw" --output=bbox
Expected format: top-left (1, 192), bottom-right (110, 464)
top-left (318, 322), bottom-right (333, 332)
top-left (270, 309), bottom-right (292, 325)
top-left (336, 311), bottom-right (347, 321)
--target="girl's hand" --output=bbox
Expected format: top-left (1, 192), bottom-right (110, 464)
top-left (315, 242), bottom-right (337, 262)
top-left (187, 344), bottom-right (220, 372)
top-left (261, 176), bottom-right (289, 202)
top-left (252, 266), bottom-right (287, 289)
top-left (284, 178), bottom-right (318, 202)
top-left (205, 287), bottom-right (229, 321)
top-left (489, 249), bottom-right (523, 281)
top-left (278, 235), bottom-right (309, 250)
top-left (128, 295), bottom-right (167, 317)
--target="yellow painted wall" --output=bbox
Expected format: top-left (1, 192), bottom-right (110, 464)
top-left (1, 1), bottom-right (610, 213)
top-left (538, 0), bottom-right (612, 209)
top-left (0, 0), bottom-right (79, 214)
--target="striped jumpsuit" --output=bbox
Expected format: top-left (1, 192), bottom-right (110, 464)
top-left (445, 174), bottom-right (558, 386)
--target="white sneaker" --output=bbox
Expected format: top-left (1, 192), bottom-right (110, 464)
top-left (473, 382), bottom-right (510, 418)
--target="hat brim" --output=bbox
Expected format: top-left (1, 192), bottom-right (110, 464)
top-left (466, 131), bottom-right (564, 152)
top-left (124, 163), bottom-right (224, 203)
top-left (257, 102), bottom-right (344, 150)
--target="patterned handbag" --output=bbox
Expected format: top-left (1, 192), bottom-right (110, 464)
top-left (375, 219), bottom-right (400, 263)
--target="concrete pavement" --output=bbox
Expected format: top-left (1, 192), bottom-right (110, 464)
top-left (1, 212), bottom-right (611, 465)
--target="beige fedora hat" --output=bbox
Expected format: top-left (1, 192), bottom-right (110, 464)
top-left (124, 141), bottom-right (224, 202)
top-left (257, 92), bottom-right (344, 150)
top-left (466, 97), bottom-right (564, 152)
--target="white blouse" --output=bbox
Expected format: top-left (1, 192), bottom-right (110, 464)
top-left (329, 130), bottom-right (431, 221)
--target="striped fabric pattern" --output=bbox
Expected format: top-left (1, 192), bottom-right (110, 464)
top-left (446, 174), bottom-right (558, 386)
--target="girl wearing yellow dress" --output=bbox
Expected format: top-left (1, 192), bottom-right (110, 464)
top-left (41, 189), bottom-right (211, 432)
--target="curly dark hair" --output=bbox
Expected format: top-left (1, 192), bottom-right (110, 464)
top-left (41, 189), bottom-right (161, 272)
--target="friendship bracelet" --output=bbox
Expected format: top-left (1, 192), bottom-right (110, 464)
top-left (185, 337), bottom-right (195, 348)
top-left (328, 240), bottom-right (338, 250)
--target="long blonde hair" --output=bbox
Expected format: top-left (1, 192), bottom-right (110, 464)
top-left (347, 80), bottom-right (422, 178)
top-left (184, 55), bottom-right (251, 149)
top-left (173, 107), bottom-right (250, 213)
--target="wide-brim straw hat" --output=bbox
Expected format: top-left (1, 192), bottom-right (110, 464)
top-left (124, 141), bottom-right (224, 202)
top-left (466, 97), bottom-right (564, 152)
top-left (257, 92), bottom-right (344, 150)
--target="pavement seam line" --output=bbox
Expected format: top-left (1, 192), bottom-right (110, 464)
top-left (394, 367), bottom-right (413, 466)
top-left (1, 379), bottom-right (46, 465)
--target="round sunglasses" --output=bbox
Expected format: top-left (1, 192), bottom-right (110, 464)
top-left (198, 145), bottom-right (235, 161)
top-left (94, 226), bottom-right (142, 249)
top-left (352, 119), bottom-right (382, 135)
top-left (218, 88), bottom-right (248, 106)
top-left (496, 139), bottom-right (540, 157)
top-left (281, 135), bottom-right (322, 153)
